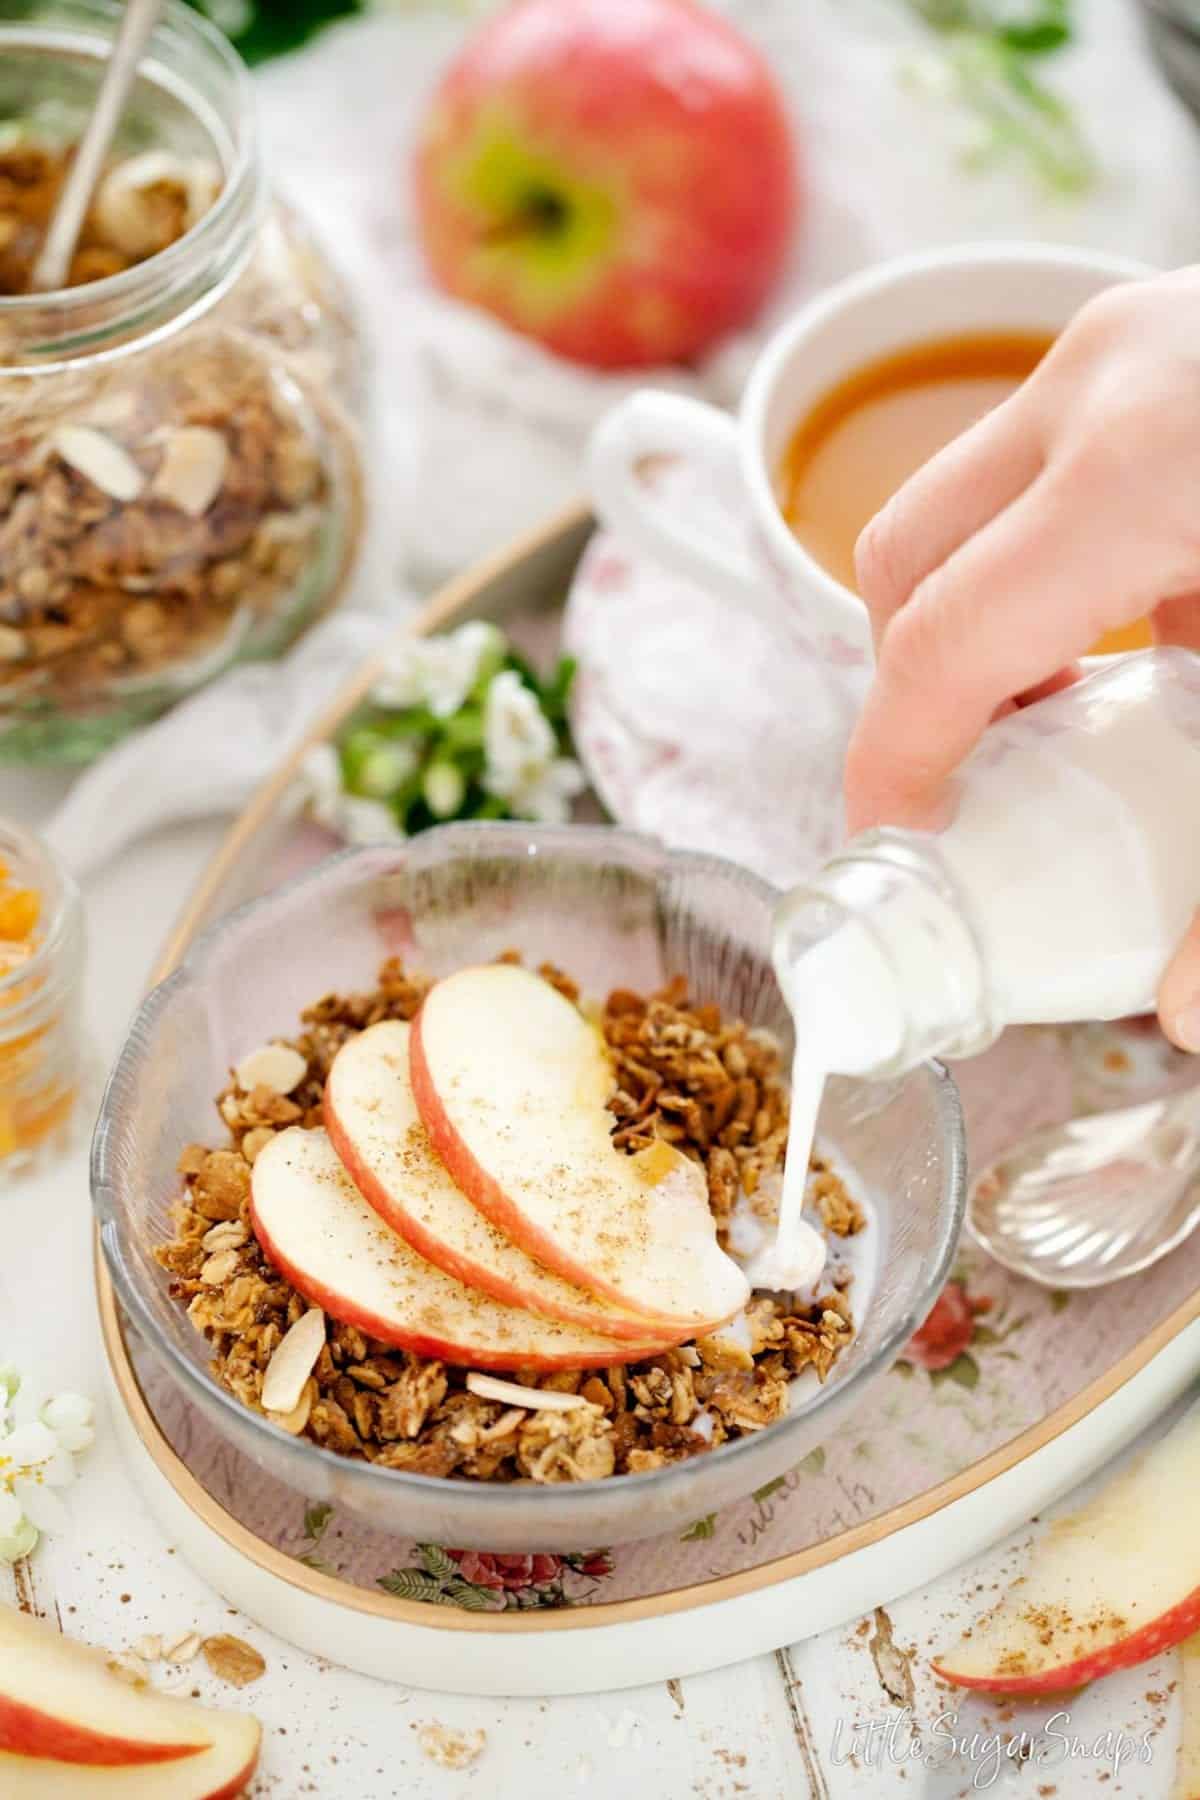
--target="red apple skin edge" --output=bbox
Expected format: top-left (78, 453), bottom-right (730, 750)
top-left (408, 1009), bottom-right (738, 1338)
top-left (249, 1200), bottom-right (666, 1373)
top-left (325, 1099), bottom-right (680, 1349)
top-left (932, 1588), bottom-right (1200, 1695)
top-left (413, 0), bottom-right (797, 370)
top-left (209, 1757), bottom-right (262, 1800)
top-left (0, 1696), bottom-right (207, 1767)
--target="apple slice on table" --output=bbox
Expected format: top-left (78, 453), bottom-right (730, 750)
top-left (934, 1403), bottom-right (1200, 1693)
top-left (251, 1127), bottom-right (668, 1370)
top-left (327, 1020), bottom-right (677, 1344)
top-left (1174, 1634), bottom-right (1200, 1799)
top-left (0, 1604), bottom-right (259, 1796)
top-left (410, 964), bottom-right (750, 1333)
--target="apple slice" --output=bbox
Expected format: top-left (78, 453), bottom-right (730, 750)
top-left (933, 1405), bottom-right (1200, 1693)
top-left (327, 1021), bottom-right (675, 1343)
top-left (1174, 1633), bottom-right (1200, 1799)
top-left (410, 964), bottom-right (750, 1332)
top-left (0, 1750), bottom-right (257, 1797)
top-left (251, 1127), bottom-right (667, 1369)
top-left (0, 1605), bottom-right (259, 1795)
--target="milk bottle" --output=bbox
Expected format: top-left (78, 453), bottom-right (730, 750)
top-left (770, 649), bottom-right (1200, 1210)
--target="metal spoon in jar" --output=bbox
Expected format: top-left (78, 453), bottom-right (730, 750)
top-left (968, 1082), bottom-right (1200, 1288)
top-left (29, 0), bottom-right (163, 293)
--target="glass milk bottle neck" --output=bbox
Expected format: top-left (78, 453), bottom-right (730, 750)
top-left (772, 828), bottom-right (1001, 1079)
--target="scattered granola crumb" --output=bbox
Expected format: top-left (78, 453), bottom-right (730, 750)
top-left (105, 1652), bottom-right (149, 1688)
top-left (416, 1722), bottom-right (486, 1770)
top-left (201, 1633), bottom-right (266, 1687)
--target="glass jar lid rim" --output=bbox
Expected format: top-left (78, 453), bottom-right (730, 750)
top-left (0, 0), bottom-right (259, 351)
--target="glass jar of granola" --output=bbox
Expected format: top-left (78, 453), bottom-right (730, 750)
top-left (0, 0), bottom-right (365, 762)
top-left (0, 817), bottom-right (85, 1178)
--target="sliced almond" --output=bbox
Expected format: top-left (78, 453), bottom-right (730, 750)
top-left (241, 1127), bottom-right (275, 1164)
top-left (52, 425), bottom-right (144, 502)
top-left (464, 1373), bottom-right (597, 1414)
top-left (234, 1042), bottom-right (307, 1097)
top-left (201, 1220), bottom-right (248, 1253)
top-left (198, 1249), bottom-right (240, 1287)
top-left (260, 1307), bottom-right (325, 1415)
top-left (201, 1633), bottom-right (266, 1688)
top-left (151, 426), bottom-right (228, 518)
top-left (163, 1630), bottom-right (202, 1663)
top-left (92, 151), bottom-right (219, 256)
top-left (0, 625), bottom-right (27, 662)
top-left (267, 1375), bottom-right (316, 1437)
top-left (134, 1633), bottom-right (163, 1661)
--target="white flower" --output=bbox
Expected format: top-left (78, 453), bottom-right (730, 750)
top-left (298, 742), bottom-right (345, 832)
top-left (372, 622), bottom-right (503, 719)
top-left (338, 796), bottom-right (406, 847)
top-left (0, 1376), bottom-right (94, 1563)
top-left (483, 670), bottom-right (584, 824)
top-left (509, 758), bottom-right (587, 826)
top-left (296, 745), bottom-right (405, 846)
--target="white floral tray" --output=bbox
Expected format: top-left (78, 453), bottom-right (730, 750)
top-left (97, 502), bottom-right (1200, 1695)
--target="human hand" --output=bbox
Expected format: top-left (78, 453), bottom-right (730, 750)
top-left (842, 265), bottom-right (1200, 1049)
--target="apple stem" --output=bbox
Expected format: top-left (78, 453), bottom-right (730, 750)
top-left (481, 189), bottom-right (569, 246)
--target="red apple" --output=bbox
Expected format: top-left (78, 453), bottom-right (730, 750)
top-left (410, 963), bottom-right (749, 1332)
top-left (413, 0), bottom-right (797, 369)
top-left (933, 1405), bottom-right (1200, 1693)
top-left (0, 1604), bottom-right (260, 1796)
top-left (251, 1127), bottom-right (667, 1369)
top-left (326, 1020), bottom-right (676, 1343)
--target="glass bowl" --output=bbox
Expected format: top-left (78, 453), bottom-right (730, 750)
top-left (92, 824), bottom-right (966, 1552)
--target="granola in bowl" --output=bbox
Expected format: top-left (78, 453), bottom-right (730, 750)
top-left (155, 957), bottom-right (866, 1486)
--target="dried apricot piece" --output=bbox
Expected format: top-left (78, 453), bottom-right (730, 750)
top-left (0, 887), bottom-right (40, 941)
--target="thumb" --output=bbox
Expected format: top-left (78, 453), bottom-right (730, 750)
top-left (1158, 908), bottom-right (1200, 1052)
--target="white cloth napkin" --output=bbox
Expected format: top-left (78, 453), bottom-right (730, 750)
top-left (43, 0), bottom-right (1200, 876)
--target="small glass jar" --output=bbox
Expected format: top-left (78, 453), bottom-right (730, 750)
top-left (0, 817), bottom-right (85, 1178)
top-left (0, 0), bottom-right (366, 762)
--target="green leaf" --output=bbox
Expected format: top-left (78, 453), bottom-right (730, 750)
top-left (299, 1552), bottom-right (336, 1575)
top-left (417, 1542), bottom-right (459, 1584)
top-left (186, 0), bottom-right (364, 65)
top-left (752, 1476), bottom-right (787, 1504)
top-left (443, 1578), bottom-right (504, 1613)
top-left (969, 1325), bottom-right (1000, 1346)
top-left (799, 1446), bottom-right (826, 1474)
top-left (377, 1568), bottom-right (456, 1604)
top-left (945, 1352), bottom-right (981, 1390)
top-left (303, 1501), bottom-right (333, 1542)
top-left (892, 1358), bottom-right (915, 1378)
top-left (1049, 1289), bottom-right (1071, 1313)
top-left (680, 1513), bottom-right (716, 1541)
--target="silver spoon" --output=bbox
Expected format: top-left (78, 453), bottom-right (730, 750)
top-left (29, 0), bottom-right (163, 293)
top-left (968, 1082), bottom-right (1200, 1287)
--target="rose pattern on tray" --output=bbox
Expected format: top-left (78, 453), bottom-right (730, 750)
top-left (378, 1545), bottom-right (615, 1612)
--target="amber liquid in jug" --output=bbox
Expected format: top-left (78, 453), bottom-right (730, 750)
top-left (779, 331), bottom-right (1152, 659)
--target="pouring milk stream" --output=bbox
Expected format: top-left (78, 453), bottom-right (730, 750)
top-left (760, 650), bottom-right (1200, 1292)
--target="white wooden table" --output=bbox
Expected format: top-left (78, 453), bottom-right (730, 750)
top-left (0, 768), bottom-right (1184, 1800)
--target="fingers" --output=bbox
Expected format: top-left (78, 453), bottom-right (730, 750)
top-left (844, 469), bottom-right (1162, 834)
top-left (1153, 589), bottom-right (1200, 650)
top-left (1158, 909), bottom-right (1200, 1051)
top-left (853, 389), bottom-right (1045, 647)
